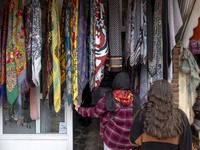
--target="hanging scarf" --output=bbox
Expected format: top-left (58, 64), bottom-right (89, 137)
top-left (107, 0), bottom-right (122, 72)
top-left (78, 0), bottom-right (88, 103)
top-left (65, 0), bottom-right (72, 105)
top-left (1, 4), bottom-right (9, 104)
top-left (142, 0), bottom-right (147, 64)
top-left (148, 0), bottom-right (162, 81)
top-left (51, 0), bottom-right (61, 113)
top-left (6, 0), bottom-right (19, 104)
top-left (13, 0), bottom-right (28, 92)
top-left (71, 0), bottom-right (79, 105)
top-left (94, 0), bottom-right (109, 88)
top-left (60, 0), bottom-right (67, 99)
top-left (89, 0), bottom-right (95, 91)
top-left (125, 0), bottom-right (132, 66)
top-left (47, 0), bottom-right (54, 108)
top-left (113, 90), bottom-right (133, 106)
top-left (32, 0), bottom-right (42, 87)
top-left (30, 87), bottom-right (39, 120)
top-left (130, 0), bottom-right (137, 66)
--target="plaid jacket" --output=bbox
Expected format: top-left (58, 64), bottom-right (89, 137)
top-left (78, 95), bottom-right (134, 150)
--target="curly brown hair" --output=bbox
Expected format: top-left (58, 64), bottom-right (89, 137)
top-left (143, 79), bottom-right (183, 139)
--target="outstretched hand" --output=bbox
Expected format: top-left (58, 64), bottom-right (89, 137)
top-left (75, 104), bottom-right (80, 112)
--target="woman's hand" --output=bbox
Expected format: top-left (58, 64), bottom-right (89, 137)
top-left (75, 104), bottom-right (80, 112)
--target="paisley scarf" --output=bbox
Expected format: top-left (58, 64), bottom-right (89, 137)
top-left (32, 0), bottom-right (42, 87)
top-left (94, 0), bottom-right (109, 88)
top-left (1, 4), bottom-right (9, 104)
top-left (24, 3), bottom-right (33, 86)
top-left (78, 0), bottom-right (88, 103)
top-left (148, 0), bottom-right (162, 79)
top-left (13, 0), bottom-right (28, 92)
top-left (89, 0), bottom-right (95, 91)
top-left (60, 0), bottom-right (67, 99)
top-left (113, 90), bottom-right (133, 106)
top-left (71, 0), bottom-right (79, 105)
top-left (6, 0), bottom-right (19, 104)
top-left (51, 0), bottom-right (61, 113)
top-left (65, 0), bottom-right (72, 105)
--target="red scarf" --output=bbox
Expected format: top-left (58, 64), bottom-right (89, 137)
top-left (113, 90), bottom-right (133, 106)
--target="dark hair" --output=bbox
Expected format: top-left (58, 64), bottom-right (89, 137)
top-left (143, 79), bottom-right (183, 139)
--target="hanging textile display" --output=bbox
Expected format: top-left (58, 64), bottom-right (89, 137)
top-left (71, 0), bottom-right (79, 105)
top-left (107, 0), bottom-right (122, 72)
top-left (6, 0), bottom-right (19, 104)
top-left (1, 4), bottom-right (8, 104)
top-left (65, 0), bottom-right (72, 105)
top-left (89, 0), bottom-right (95, 91)
top-left (78, 0), bottom-right (88, 103)
top-left (30, 87), bottom-right (39, 120)
top-left (148, 0), bottom-right (162, 82)
top-left (32, 0), bottom-right (42, 87)
top-left (24, 2), bottom-right (33, 86)
top-left (60, 0), bottom-right (67, 99)
top-left (94, 0), bottom-right (109, 88)
top-left (142, 0), bottom-right (147, 64)
top-left (125, 0), bottom-right (132, 66)
top-left (51, 0), bottom-right (61, 113)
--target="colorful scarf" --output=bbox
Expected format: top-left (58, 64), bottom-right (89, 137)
top-left (113, 90), bottom-right (133, 106)
top-left (51, 0), bottom-right (61, 113)
top-left (89, 0), bottom-right (95, 91)
top-left (65, 0), bottom-right (72, 105)
top-left (6, 0), bottom-right (19, 104)
top-left (13, 0), bottom-right (28, 92)
top-left (32, 0), bottom-right (42, 87)
top-left (71, 0), bottom-right (79, 105)
top-left (47, 0), bottom-right (54, 108)
top-left (78, 0), bottom-right (88, 103)
top-left (24, 3), bottom-right (33, 86)
top-left (107, 0), bottom-right (122, 72)
top-left (60, 0), bottom-right (67, 99)
top-left (94, 0), bottom-right (109, 88)
top-left (1, 4), bottom-right (9, 104)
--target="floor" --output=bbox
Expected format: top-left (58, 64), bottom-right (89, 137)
top-left (73, 110), bottom-right (104, 150)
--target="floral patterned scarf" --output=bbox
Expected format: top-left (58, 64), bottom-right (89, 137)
top-left (113, 90), bottom-right (133, 106)
top-left (1, 4), bottom-right (9, 104)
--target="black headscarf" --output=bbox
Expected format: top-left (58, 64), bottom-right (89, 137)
top-left (105, 72), bottom-right (131, 111)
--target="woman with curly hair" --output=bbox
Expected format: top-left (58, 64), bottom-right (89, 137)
top-left (129, 79), bottom-right (192, 150)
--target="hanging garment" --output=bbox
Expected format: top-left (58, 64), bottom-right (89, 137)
top-left (89, 0), bottom-right (95, 91)
top-left (168, 0), bottom-right (183, 83)
top-left (60, 0), bottom-right (67, 99)
top-left (162, 0), bottom-right (170, 81)
top-left (1, 4), bottom-right (9, 104)
top-left (180, 47), bottom-right (200, 124)
top-left (142, 0), bottom-right (147, 64)
top-left (94, 0), bottom-right (109, 88)
top-left (32, 0), bottom-right (42, 87)
top-left (107, 0), bottom-right (122, 72)
top-left (71, 0), bottom-right (79, 105)
top-left (130, 0), bottom-right (142, 66)
top-left (13, 0), bottom-right (28, 92)
top-left (51, 0), bottom-right (61, 113)
top-left (65, 0), bottom-right (72, 105)
top-left (24, 3), bottom-right (33, 86)
top-left (148, 0), bottom-right (162, 82)
top-left (78, 0), bottom-right (88, 103)
top-left (30, 87), bottom-right (39, 120)
top-left (146, 0), bottom-right (154, 61)
top-left (125, 0), bottom-right (133, 66)
top-left (47, 0), bottom-right (54, 108)
top-left (6, 0), bottom-right (19, 104)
